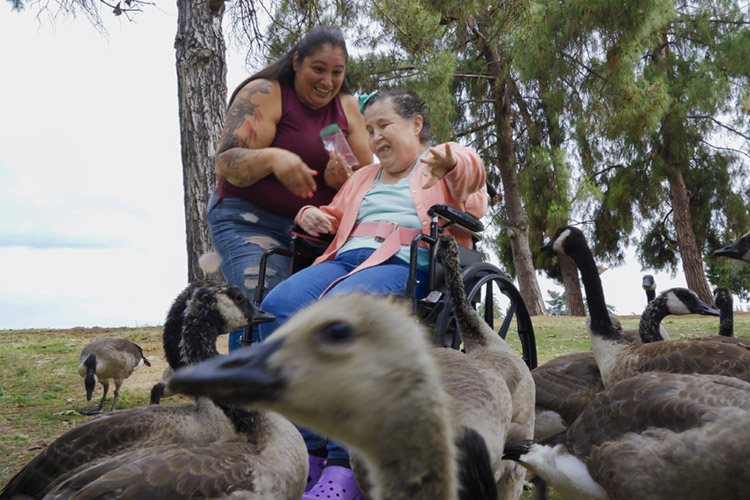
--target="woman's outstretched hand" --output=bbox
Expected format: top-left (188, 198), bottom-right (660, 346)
top-left (421, 143), bottom-right (457, 189)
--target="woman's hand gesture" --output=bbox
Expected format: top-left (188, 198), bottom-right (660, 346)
top-left (271, 150), bottom-right (319, 198)
top-left (421, 143), bottom-right (457, 189)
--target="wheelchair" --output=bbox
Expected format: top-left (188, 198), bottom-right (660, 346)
top-left (243, 203), bottom-right (537, 370)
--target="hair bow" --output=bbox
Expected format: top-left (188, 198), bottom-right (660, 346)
top-left (359, 91), bottom-right (378, 113)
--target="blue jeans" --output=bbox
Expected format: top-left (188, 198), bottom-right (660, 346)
top-left (207, 193), bottom-right (294, 347)
top-left (259, 248), bottom-right (429, 458)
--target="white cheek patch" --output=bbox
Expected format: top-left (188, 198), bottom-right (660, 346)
top-left (665, 292), bottom-right (690, 315)
top-left (241, 212), bottom-right (259, 223)
top-left (553, 228), bottom-right (571, 253)
top-left (216, 293), bottom-right (248, 330)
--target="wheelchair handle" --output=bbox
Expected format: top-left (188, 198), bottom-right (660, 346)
top-left (428, 204), bottom-right (484, 238)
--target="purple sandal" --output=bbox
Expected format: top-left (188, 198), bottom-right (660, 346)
top-left (302, 465), bottom-right (364, 500)
top-left (306, 455), bottom-right (326, 492)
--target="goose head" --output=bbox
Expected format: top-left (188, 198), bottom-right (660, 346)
top-left (638, 288), bottom-right (719, 343)
top-left (641, 275), bottom-right (656, 292)
top-left (163, 281), bottom-right (275, 369)
top-left (83, 354), bottom-right (98, 401)
top-left (714, 231), bottom-right (750, 263)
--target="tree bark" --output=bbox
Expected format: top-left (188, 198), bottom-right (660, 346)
top-left (482, 46), bottom-right (546, 315)
top-left (175, 0), bottom-right (228, 282)
top-left (559, 254), bottom-right (586, 316)
top-left (667, 166), bottom-right (713, 303)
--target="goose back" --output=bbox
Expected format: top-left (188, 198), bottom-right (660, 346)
top-left (505, 372), bottom-right (750, 500)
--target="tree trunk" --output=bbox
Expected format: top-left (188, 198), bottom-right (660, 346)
top-left (653, 34), bottom-right (712, 304)
top-left (495, 111), bottom-right (547, 316)
top-left (538, 81), bottom-right (585, 316)
top-left (667, 166), bottom-right (713, 303)
top-left (559, 254), bottom-right (586, 316)
top-left (175, 0), bottom-right (228, 282)
top-left (480, 43), bottom-right (546, 315)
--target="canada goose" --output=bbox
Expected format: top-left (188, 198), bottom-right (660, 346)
top-left (714, 231), bottom-right (750, 263)
top-left (170, 285), bottom-right (535, 500)
top-left (77, 337), bottom-right (151, 415)
top-left (543, 226), bottom-right (750, 387)
top-left (504, 371), bottom-right (750, 499)
top-left (641, 274), bottom-right (656, 303)
top-left (532, 287), bottom-right (715, 440)
top-left (436, 234), bottom-right (535, 499)
top-left (1, 281), bottom-right (306, 500)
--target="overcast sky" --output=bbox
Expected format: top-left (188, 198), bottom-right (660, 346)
top-left (1, 4), bottom-right (703, 330)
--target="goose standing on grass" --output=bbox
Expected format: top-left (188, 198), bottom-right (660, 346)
top-left (1, 281), bottom-right (307, 500)
top-left (77, 337), bottom-right (151, 415)
top-left (504, 371), bottom-right (750, 500)
top-left (170, 271), bottom-right (533, 500)
top-left (543, 226), bottom-right (750, 387)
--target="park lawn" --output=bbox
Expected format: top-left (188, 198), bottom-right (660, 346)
top-left (2, 312), bottom-right (748, 498)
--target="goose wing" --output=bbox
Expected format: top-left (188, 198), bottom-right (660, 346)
top-left (533, 351), bottom-right (604, 427)
top-left (42, 441), bottom-right (298, 500)
top-left (2, 401), bottom-right (234, 498)
top-left (625, 340), bottom-right (750, 382)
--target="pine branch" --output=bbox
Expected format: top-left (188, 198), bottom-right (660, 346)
top-left (698, 139), bottom-right (750, 160)
top-left (688, 115), bottom-right (750, 142)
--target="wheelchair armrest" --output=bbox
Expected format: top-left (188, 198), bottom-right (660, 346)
top-left (290, 225), bottom-right (334, 249)
top-left (428, 204), bottom-right (484, 234)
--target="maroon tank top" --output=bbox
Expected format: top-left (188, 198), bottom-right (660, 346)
top-left (218, 79), bottom-right (350, 217)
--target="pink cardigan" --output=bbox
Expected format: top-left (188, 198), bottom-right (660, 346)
top-left (295, 142), bottom-right (488, 265)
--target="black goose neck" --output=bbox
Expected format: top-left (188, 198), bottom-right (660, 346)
top-left (566, 236), bottom-right (619, 339)
top-left (639, 297), bottom-right (668, 343)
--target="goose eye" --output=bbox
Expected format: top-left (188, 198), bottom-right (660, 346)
top-left (316, 322), bottom-right (355, 344)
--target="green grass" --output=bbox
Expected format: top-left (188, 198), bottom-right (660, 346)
top-left (1, 314), bottom-right (748, 497)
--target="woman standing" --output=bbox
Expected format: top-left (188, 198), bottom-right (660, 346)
top-left (207, 26), bottom-right (372, 349)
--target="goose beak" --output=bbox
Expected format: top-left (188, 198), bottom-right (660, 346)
top-left (713, 241), bottom-right (743, 260)
top-left (168, 337), bottom-right (286, 403)
top-left (252, 304), bottom-right (276, 325)
top-left (541, 240), bottom-right (554, 252)
top-left (696, 302), bottom-right (721, 317)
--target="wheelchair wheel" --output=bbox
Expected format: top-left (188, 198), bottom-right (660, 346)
top-left (433, 262), bottom-right (538, 370)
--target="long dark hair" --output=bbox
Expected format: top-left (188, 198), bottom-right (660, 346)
top-left (228, 26), bottom-right (351, 107)
top-left (362, 89), bottom-right (432, 145)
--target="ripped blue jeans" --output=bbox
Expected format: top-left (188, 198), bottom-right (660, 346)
top-left (206, 193), bottom-right (293, 347)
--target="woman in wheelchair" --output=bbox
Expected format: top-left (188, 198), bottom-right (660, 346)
top-left (257, 89), bottom-right (488, 500)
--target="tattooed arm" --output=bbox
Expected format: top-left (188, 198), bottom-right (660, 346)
top-left (216, 79), bottom-right (318, 198)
